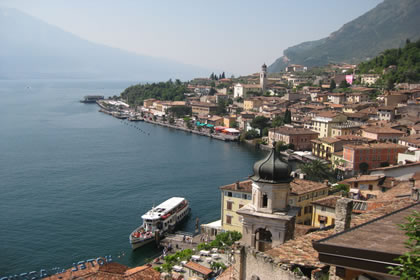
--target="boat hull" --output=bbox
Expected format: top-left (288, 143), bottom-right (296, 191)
top-left (130, 236), bottom-right (155, 250)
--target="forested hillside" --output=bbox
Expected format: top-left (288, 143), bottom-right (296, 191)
top-left (358, 39), bottom-right (420, 84)
top-left (268, 0), bottom-right (420, 72)
top-left (120, 80), bottom-right (188, 105)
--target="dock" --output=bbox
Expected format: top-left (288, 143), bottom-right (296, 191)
top-left (159, 232), bottom-right (214, 251)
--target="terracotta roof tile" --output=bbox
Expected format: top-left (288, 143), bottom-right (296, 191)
top-left (290, 179), bottom-right (329, 195)
top-left (184, 261), bottom-right (213, 275)
top-left (220, 180), bottom-right (252, 193)
top-left (269, 126), bottom-right (318, 135)
top-left (265, 198), bottom-right (415, 268)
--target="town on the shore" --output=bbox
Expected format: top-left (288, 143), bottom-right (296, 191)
top-left (60, 43), bottom-right (420, 280)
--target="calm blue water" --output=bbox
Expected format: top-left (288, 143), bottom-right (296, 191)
top-left (0, 79), bottom-right (265, 276)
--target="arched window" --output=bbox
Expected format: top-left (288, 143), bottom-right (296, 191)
top-left (262, 193), bottom-right (268, 208)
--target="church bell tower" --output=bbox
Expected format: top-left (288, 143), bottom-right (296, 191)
top-left (260, 63), bottom-right (267, 92)
top-left (237, 143), bottom-right (298, 252)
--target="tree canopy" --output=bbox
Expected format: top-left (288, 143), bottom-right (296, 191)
top-left (251, 116), bottom-right (270, 136)
top-left (298, 160), bottom-right (335, 182)
top-left (120, 80), bottom-right (188, 105)
top-left (358, 39), bottom-right (420, 84)
top-left (389, 210), bottom-right (420, 280)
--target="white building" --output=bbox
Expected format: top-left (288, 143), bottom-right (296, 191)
top-left (361, 74), bottom-right (380, 86)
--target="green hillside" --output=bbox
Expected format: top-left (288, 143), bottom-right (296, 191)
top-left (358, 39), bottom-right (420, 86)
top-left (268, 0), bottom-right (420, 72)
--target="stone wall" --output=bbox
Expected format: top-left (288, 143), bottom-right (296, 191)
top-left (233, 245), bottom-right (310, 280)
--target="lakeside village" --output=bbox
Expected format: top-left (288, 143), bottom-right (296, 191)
top-left (61, 43), bottom-right (420, 280)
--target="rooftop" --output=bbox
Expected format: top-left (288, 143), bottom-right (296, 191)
top-left (362, 126), bottom-right (405, 134)
top-left (290, 179), bottom-right (328, 195)
top-left (220, 180), bottom-right (252, 193)
top-left (265, 198), bottom-right (416, 268)
top-left (312, 137), bottom-right (342, 144)
top-left (184, 261), bottom-right (213, 276)
top-left (343, 142), bottom-right (407, 150)
top-left (44, 263), bottom-right (160, 280)
top-left (316, 202), bottom-right (420, 256)
top-left (370, 161), bottom-right (420, 171)
top-left (269, 126), bottom-right (319, 135)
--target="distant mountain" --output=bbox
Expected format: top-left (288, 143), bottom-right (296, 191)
top-left (268, 0), bottom-right (420, 73)
top-left (0, 7), bottom-right (208, 81)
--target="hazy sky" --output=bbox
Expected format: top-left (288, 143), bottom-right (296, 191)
top-left (1, 0), bottom-right (382, 75)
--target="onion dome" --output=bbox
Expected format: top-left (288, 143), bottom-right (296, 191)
top-left (251, 143), bottom-right (292, 184)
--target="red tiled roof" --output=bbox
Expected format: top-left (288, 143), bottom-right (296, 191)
top-left (290, 179), bottom-right (329, 195)
top-left (269, 126), bottom-right (318, 135)
top-left (184, 261), bottom-right (213, 275)
top-left (362, 127), bottom-right (405, 134)
top-left (45, 263), bottom-right (160, 280)
top-left (265, 198), bottom-right (415, 268)
top-left (220, 180), bottom-right (252, 193)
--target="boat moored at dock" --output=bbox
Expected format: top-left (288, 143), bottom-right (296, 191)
top-left (129, 197), bottom-right (190, 250)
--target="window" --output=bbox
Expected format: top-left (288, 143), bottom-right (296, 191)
top-left (226, 215), bottom-right (232, 224)
top-left (331, 218), bottom-right (335, 225)
top-left (227, 201), bottom-right (233, 210)
top-left (262, 193), bottom-right (268, 208)
top-left (233, 193), bottom-right (241, 198)
top-left (227, 192), bottom-right (232, 197)
top-left (369, 185), bottom-right (373, 191)
top-left (318, 215), bottom-right (327, 223)
top-left (242, 194), bottom-right (248, 199)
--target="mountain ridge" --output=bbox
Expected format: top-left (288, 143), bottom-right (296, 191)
top-left (268, 0), bottom-right (420, 72)
top-left (0, 7), bottom-right (208, 81)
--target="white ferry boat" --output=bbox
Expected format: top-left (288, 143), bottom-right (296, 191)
top-left (129, 197), bottom-right (190, 250)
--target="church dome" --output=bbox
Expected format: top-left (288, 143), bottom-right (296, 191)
top-left (251, 145), bottom-right (292, 184)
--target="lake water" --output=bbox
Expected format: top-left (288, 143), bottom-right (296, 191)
top-left (0, 79), bottom-right (265, 276)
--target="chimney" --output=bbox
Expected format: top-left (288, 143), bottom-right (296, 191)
top-left (410, 178), bottom-right (419, 201)
top-left (235, 181), bottom-right (240, 190)
top-left (335, 198), bottom-right (353, 233)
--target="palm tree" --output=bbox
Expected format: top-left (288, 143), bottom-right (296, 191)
top-left (298, 160), bottom-right (335, 182)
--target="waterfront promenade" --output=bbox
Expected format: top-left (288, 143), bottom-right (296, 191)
top-left (97, 100), bottom-right (239, 142)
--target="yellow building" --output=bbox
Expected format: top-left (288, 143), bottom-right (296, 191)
top-left (311, 137), bottom-right (344, 161)
top-left (191, 102), bottom-right (218, 116)
top-left (331, 151), bottom-right (345, 170)
top-left (220, 178), bottom-right (329, 230)
top-left (220, 180), bottom-right (252, 233)
top-left (310, 112), bottom-right (347, 138)
top-left (289, 179), bottom-right (330, 225)
top-left (331, 123), bottom-right (361, 137)
top-left (311, 196), bottom-right (340, 227)
top-left (223, 116), bottom-right (237, 128)
top-left (143, 98), bottom-right (157, 108)
top-left (311, 196), bottom-right (367, 228)
top-left (243, 98), bottom-right (263, 111)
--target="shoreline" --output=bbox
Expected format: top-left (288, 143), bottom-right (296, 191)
top-left (97, 102), bottom-right (239, 142)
